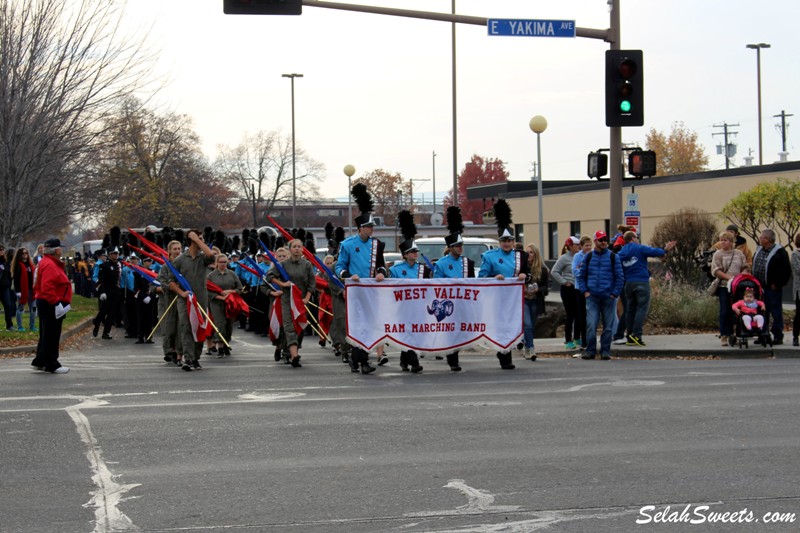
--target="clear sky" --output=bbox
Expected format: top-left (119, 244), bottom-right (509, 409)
top-left (120, 0), bottom-right (799, 203)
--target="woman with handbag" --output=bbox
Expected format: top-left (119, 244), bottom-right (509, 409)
top-left (711, 231), bottom-right (747, 346)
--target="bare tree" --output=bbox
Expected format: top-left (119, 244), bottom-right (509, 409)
top-left (0, 0), bottom-right (154, 245)
top-left (214, 131), bottom-right (322, 228)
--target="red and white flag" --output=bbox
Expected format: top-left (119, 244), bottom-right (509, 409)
top-left (289, 283), bottom-right (308, 335)
top-left (268, 295), bottom-right (283, 342)
top-left (187, 292), bottom-right (213, 343)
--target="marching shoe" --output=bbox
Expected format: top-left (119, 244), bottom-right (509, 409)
top-left (410, 365), bottom-right (423, 373)
top-left (400, 363), bottom-right (409, 372)
top-left (600, 354), bottom-right (611, 360)
top-left (793, 337), bottom-right (799, 347)
top-left (51, 367), bottom-right (70, 374)
top-left (581, 354), bottom-right (596, 360)
top-left (290, 356), bottom-right (302, 368)
top-left (135, 339), bottom-right (145, 344)
top-left (500, 363), bottom-right (516, 370)
top-left (192, 360), bottom-right (203, 370)
top-left (377, 356), bottom-right (389, 366)
top-left (101, 334), bottom-right (112, 340)
top-left (360, 363), bottom-right (376, 374)
top-left (181, 361), bottom-right (193, 371)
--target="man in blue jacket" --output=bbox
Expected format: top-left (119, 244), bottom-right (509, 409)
top-left (576, 231), bottom-right (624, 360)
top-left (616, 231), bottom-right (676, 346)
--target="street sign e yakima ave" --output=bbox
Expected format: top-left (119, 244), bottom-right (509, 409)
top-left (488, 19), bottom-right (576, 38)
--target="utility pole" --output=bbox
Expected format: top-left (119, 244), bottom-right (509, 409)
top-left (712, 122), bottom-right (740, 169)
top-left (773, 110), bottom-right (793, 152)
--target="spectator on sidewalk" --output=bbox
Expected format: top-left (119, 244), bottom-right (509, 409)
top-left (551, 236), bottom-right (581, 350)
top-left (576, 231), bottom-right (624, 360)
top-left (11, 248), bottom-right (37, 332)
top-left (0, 245), bottom-right (14, 331)
top-left (714, 224), bottom-right (753, 267)
top-left (571, 236), bottom-right (593, 350)
top-left (752, 228), bottom-right (791, 345)
top-left (790, 232), bottom-right (800, 347)
top-left (711, 231), bottom-right (747, 347)
top-left (616, 231), bottom-right (677, 346)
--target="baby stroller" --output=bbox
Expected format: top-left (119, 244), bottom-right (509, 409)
top-left (729, 273), bottom-right (771, 349)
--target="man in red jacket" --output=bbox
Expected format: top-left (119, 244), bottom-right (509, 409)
top-left (31, 238), bottom-right (73, 374)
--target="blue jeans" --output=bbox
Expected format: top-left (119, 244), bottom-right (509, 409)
top-left (717, 286), bottom-right (733, 336)
top-left (763, 287), bottom-right (784, 340)
top-left (585, 295), bottom-right (617, 356)
top-left (624, 281), bottom-right (651, 338)
top-left (522, 298), bottom-right (539, 350)
top-left (16, 300), bottom-right (37, 330)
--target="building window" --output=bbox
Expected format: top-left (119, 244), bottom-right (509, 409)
top-left (548, 222), bottom-right (558, 260)
top-left (570, 221), bottom-right (581, 238)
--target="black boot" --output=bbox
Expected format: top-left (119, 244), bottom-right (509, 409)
top-left (447, 353), bottom-right (462, 372)
top-left (399, 351), bottom-right (410, 372)
top-left (497, 352), bottom-right (515, 370)
top-left (408, 351), bottom-right (423, 373)
top-left (361, 362), bottom-right (376, 374)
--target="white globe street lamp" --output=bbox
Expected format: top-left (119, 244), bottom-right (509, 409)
top-left (529, 115), bottom-right (548, 255)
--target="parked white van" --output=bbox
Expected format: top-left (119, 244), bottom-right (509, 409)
top-left (414, 237), bottom-right (500, 271)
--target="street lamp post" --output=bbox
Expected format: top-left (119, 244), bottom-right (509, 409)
top-left (746, 43), bottom-right (770, 165)
top-left (343, 164), bottom-right (356, 235)
top-left (282, 73), bottom-right (303, 227)
top-left (529, 115), bottom-right (547, 255)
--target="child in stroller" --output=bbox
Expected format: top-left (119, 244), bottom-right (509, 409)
top-left (729, 272), bottom-right (770, 348)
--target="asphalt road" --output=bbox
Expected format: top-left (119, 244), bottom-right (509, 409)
top-left (1, 331), bottom-right (799, 533)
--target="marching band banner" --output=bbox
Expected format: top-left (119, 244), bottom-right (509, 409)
top-left (346, 278), bottom-right (523, 356)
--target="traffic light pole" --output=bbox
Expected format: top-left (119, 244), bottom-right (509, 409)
top-left (609, 0), bottom-right (622, 230)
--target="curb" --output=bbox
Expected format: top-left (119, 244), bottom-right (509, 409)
top-left (0, 317), bottom-right (94, 356)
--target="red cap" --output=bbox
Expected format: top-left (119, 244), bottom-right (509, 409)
top-left (594, 231), bottom-right (608, 241)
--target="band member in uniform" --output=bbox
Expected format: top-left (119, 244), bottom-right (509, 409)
top-left (134, 256), bottom-right (155, 344)
top-left (336, 184), bottom-right (388, 375)
top-left (477, 200), bottom-right (530, 370)
top-left (432, 206), bottom-right (475, 371)
top-left (207, 253), bottom-right (243, 357)
top-left (93, 247), bottom-right (122, 340)
top-left (167, 229), bottom-right (218, 371)
top-left (155, 240), bottom-right (183, 364)
top-left (267, 239), bottom-right (316, 368)
top-left (388, 210), bottom-right (430, 373)
top-left (327, 228), bottom-right (350, 364)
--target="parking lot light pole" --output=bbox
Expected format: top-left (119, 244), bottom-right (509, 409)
top-left (529, 115), bottom-right (547, 254)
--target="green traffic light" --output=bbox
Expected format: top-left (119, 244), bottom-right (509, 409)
top-left (620, 100), bottom-right (632, 113)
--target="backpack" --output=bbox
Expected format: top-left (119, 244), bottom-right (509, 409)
top-left (584, 250), bottom-right (615, 271)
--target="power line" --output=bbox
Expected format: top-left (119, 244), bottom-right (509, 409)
top-left (712, 122), bottom-right (739, 169)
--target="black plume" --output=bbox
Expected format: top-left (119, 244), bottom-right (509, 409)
top-left (214, 230), bottom-right (226, 250)
top-left (110, 226), bottom-right (121, 247)
top-left (101, 234), bottom-right (110, 249)
top-left (398, 210), bottom-right (417, 242)
top-left (203, 226), bottom-right (213, 243)
top-left (446, 206), bottom-right (464, 235)
top-left (232, 235), bottom-right (240, 252)
top-left (259, 231), bottom-right (269, 248)
top-left (305, 234), bottom-right (316, 254)
top-left (174, 229), bottom-right (185, 245)
top-left (494, 199), bottom-right (512, 230)
top-left (351, 183), bottom-right (374, 214)
top-left (248, 238), bottom-right (258, 255)
top-left (242, 228), bottom-right (250, 243)
top-left (297, 228), bottom-right (307, 242)
top-left (334, 227), bottom-right (345, 243)
top-left (324, 222), bottom-right (334, 240)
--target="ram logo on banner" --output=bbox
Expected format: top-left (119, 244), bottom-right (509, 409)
top-left (345, 278), bottom-right (523, 357)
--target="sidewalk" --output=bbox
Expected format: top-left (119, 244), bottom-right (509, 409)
top-left (532, 333), bottom-right (800, 359)
top-left (2, 317), bottom-right (798, 359)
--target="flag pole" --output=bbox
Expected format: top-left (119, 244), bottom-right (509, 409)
top-left (146, 296), bottom-right (178, 341)
top-left (195, 301), bottom-right (231, 349)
